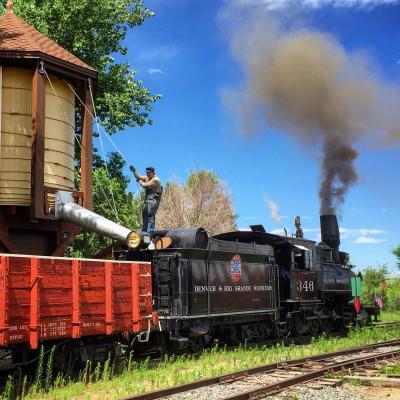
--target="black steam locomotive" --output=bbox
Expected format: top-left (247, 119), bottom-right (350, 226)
top-left (125, 214), bottom-right (361, 351)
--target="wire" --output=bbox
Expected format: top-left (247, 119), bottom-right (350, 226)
top-left (66, 81), bottom-right (129, 164)
top-left (66, 79), bottom-right (142, 198)
top-left (44, 70), bottom-right (120, 220)
top-left (88, 81), bottom-right (120, 221)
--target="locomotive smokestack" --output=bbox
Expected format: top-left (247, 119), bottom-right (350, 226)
top-left (320, 215), bottom-right (340, 263)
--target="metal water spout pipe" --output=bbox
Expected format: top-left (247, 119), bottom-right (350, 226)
top-left (54, 191), bottom-right (140, 248)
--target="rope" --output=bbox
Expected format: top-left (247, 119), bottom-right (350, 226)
top-left (88, 81), bottom-right (120, 221)
top-left (44, 71), bottom-right (120, 220)
top-left (66, 81), bottom-right (129, 164)
top-left (65, 80), bottom-right (142, 198)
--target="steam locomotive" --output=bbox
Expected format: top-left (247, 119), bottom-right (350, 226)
top-left (119, 214), bottom-right (361, 352)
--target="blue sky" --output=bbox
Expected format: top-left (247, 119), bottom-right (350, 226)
top-left (96, 0), bottom-right (400, 273)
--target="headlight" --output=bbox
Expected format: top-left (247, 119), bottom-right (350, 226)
top-left (126, 231), bottom-right (141, 249)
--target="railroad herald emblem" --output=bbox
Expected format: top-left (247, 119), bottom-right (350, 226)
top-left (230, 254), bottom-right (242, 281)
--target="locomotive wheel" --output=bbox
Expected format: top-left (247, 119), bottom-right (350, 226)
top-left (320, 318), bottom-right (332, 333)
top-left (309, 319), bottom-right (320, 336)
top-left (228, 326), bottom-right (241, 346)
top-left (294, 316), bottom-right (309, 336)
top-left (320, 308), bottom-right (332, 333)
top-left (189, 336), bottom-right (205, 353)
top-left (279, 319), bottom-right (293, 338)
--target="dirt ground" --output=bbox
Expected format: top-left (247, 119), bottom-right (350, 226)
top-left (344, 383), bottom-right (400, 399)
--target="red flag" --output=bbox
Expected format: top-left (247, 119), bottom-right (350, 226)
top-left (354, 296), bottom-right (361, 313)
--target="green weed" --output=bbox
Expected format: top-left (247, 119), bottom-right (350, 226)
top-left (17, 312), bottom-right (400, 400)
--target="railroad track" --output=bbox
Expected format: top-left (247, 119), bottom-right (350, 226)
top-left (121, 338), bottom-right (400, 400)
top-left (370, 321), bottom-right (400, 328)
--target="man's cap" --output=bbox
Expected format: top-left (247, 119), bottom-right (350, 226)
top-left (146, 167), bottom-right (155, 173)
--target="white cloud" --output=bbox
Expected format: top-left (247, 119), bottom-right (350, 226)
top-left (147, 68), bottom-right (164, 75)
top-left (354, 236), bottom-right (387, 244)
top-left (358, 228), bottom-right (387, 236)
top-left (338, 227), bottom-right (387, 239)
top-left (231, 0), bottom-right (400, 8)
top-left (303, 228), bottom-right (320, 233)
top-left (137, 46), bottom-right (180, 62)
top-left (242, 216), bottom-right (257, 221)
top-left (263, 225), bottom-right (388, 245)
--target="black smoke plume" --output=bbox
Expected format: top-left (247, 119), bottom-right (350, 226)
top-left (224, 20), bottom-right (400, 214)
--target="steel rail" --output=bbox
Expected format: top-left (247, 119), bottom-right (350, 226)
top-left (120, 338), bottom-right (400, 400)
top-left (224, 347), bottom-right (400, 399)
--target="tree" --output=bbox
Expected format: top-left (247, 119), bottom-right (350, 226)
top-left (386, 278), bottom-right (400, 312)
top-left (66, 153), bottom-right (142, 258)
top-left (3, 0), bottom-right (160, 135)
top-left (157, 171), bottom-right (236, 235)
top-left (361, 265), bottom-right (388, 307)
top-left (393, 246), bottom-right (400, 270)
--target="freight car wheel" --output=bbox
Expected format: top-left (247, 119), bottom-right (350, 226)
top-left (54, 342), bottom-right (80, 374)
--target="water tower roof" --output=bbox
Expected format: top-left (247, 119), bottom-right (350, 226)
top-left (0, 10), bottom-right (96, 77)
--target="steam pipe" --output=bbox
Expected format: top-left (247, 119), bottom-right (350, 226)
top-left (54, 191), bottom-right (139, 248)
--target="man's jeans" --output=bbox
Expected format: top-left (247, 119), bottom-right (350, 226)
top-left (142, 201), bottom-right (159, 236)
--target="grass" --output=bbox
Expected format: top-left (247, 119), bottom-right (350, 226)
top-left (345, 377), bottom-right (364, 387)
top-left (380, 362), bottom-right (400, 376)
top-left (2, 311), bottom-right (399, 400)
top-left (378, 310), bottom-right (400, 323)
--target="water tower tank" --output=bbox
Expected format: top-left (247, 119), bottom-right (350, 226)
top-left (0, 2), bottom-right (97, 256)
top-left (0, 67), bottom-right (75, 205)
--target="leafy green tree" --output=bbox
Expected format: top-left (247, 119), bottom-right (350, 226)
top-left (386, 278), bottom-right (400, 312)
top-left (361, 265), bottom-right (388, 307)
top-left (393, 246), bottom-right (400, 270)
top-left (66, 153), bottom-right (142, 258)
top-left (3, 0), bottom-right (160, 135)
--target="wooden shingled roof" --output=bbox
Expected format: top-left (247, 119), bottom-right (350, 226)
top-left (0, 2), bottom-right (96, 77)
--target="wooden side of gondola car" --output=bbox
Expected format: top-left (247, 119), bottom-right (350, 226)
top-left (0, 255), bottom-right (156, 349)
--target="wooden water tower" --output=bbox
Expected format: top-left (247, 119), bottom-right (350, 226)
top-left (0, 1), bottom-right (97, 256)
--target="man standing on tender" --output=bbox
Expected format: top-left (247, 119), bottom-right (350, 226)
top-left (130, 166), bottom-right (162, 237)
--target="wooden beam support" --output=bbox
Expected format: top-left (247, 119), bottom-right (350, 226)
top-left (104, 262), bottom-right (113, 335)
top-left (72, 259), bottom-right (81, 338)
top-left (0, 256), bottom-right (10, 347)
top-left (31, 62), bottom-right (46, 219)
top-left (0, 217), bottom-right (16, 253)
top-left (81, 81), bottom-right (93, 210)
top-left (51, 225), bottom-right (81, 257)
top-left (29, 257), bottom-right (40, 349)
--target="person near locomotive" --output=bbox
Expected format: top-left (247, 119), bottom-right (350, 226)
top-left (130, 165), bottom-right (162, 236)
